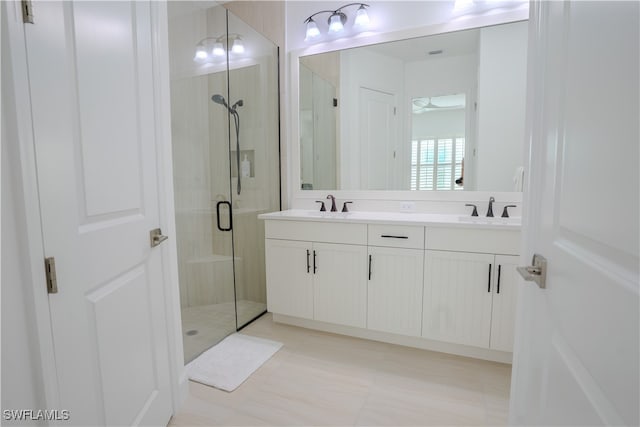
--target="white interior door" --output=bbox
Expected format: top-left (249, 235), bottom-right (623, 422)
top-left (510, 2), bottom-right (639, 425)
top-left (358, 87), bottom-right (396, 190)
top-left (25, 1), bottom-right (173, 425)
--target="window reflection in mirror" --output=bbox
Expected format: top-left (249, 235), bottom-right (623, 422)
top-left (298, 21), bottom-right (528, 192)
top-left (411, 94), bottom-right (466, 191)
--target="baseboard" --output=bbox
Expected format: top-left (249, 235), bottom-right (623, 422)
top-left (178, 370), bottom-right (189, 408)
top-left (272, 313), bottom-right (513, 364)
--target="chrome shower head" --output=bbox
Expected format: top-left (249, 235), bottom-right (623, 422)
top-left (211, 94), bottom-right (228, 108)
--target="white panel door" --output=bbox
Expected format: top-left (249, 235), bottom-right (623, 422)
top-left (359, 87), bottom-right (396, 190)
top-left (422, 250), bottom-right (494, 348)
top-left (489, 255), bottom-right (519, 352)
top-left (265, 239), bottom-right (314, 319)
top-left (367, 246), bottom-right (424, 337)
top-left (313, 243), bottom-right (367, 328)
top-left (25, 2), bottom-right (172, 425)
top-left (510, 2), bottom-right (639, 425)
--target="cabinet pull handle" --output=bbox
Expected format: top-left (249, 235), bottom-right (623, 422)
top-left (313, 250), bottom-right (317, 274)
top-left (380, 235), bottom-right (408, 239)
top-left (306, 249), bottom-right (310, 273)
top-left (497, 265), bottom-right (502, 294)
top-left (487, 263), bottom-right (492, 292)
top-left (368, 254), bottom-right (372, 280)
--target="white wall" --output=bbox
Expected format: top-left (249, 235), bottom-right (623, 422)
top-left (476, 21), bottom-right (528, 191)
top-left (1, 32), bottom-right (46, 419)
top-left (412, 109), bottom-right (466, 139)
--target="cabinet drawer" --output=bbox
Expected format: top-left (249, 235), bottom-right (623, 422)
top-left (426, 227), bottom-right (520, 255)
top-left (368, 224), bottom-right (425, 249)
top-left (265, 220), bottom-right (367, 245)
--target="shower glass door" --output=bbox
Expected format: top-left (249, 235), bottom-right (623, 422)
top-left (167, 3), bottom-right (280, 363)
top-left (227, 11), bottom-right (280, 330)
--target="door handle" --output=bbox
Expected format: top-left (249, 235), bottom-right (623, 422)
top-left (517, 254), bottom-right (547, 289)
top-left (306, 249), bottom-right (310, 273)
top-left (216, 201), bottom-right (233, 231)
top-left (487, 263), bottom-right (492, 292)
top-left (150, 228), bottom-right (168, 248)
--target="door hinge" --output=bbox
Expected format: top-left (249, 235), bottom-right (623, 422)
top-left (21, 0), bottom-right (34, 24)
top-left (393, 107), bottom-right (397, 115)
top-left (44, 257), bottom-right (58, 294)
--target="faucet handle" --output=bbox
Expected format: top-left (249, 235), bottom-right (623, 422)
top-left (465, 204), bottom-right (479, 217)
top-left (315, 201), bottom-right (326, 212)
top-left (342, 201), bottom-right (353, 212)
top-left (501, 205), bottom-right (517, 218)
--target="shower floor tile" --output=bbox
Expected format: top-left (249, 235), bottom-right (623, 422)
top-left (181, 300), bottom-right (267, 363)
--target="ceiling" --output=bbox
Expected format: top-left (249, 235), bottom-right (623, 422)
top-left (367, 28), bottom-right (480, 62)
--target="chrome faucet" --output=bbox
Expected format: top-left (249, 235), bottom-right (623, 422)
top-left (326, 194), bottom-right (337, 212)
top-left (486, 197), bottom-right (495, 217)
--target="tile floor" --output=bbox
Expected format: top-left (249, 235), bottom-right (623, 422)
top-left (182, 300), bottom-right (267, 363)
top-left (170, 313), bottom-right (511, 426)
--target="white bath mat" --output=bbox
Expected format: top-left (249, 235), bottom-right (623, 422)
top-left (186, 333), bottom-right (283, 392)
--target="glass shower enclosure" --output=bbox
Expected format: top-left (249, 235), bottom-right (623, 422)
top-left (167, 3), bottom-right (280, 363)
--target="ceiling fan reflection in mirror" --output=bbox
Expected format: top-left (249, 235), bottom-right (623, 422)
top-left (412, 93), bottom-right (466, 114)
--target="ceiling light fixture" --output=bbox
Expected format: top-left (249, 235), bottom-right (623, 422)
top-left (193, 34), bottom-right (245, 62)
top-left (304, 3), bottom-right (370, 41)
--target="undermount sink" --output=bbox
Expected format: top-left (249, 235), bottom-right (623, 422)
top-left (457, 215), bottom-right (521, 225)
top-left (305, 211), bottom-right (353, 218)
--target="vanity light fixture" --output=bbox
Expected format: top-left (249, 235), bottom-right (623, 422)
top-left (231, 37), bottom-right (245, 54)
top-left (193, 34), bottom-right (245, 62)
top-left (304, 3), bottom-right (370, 40)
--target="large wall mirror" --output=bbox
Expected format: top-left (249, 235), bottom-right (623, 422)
top-left (298, 20), bottom-right (528, 192)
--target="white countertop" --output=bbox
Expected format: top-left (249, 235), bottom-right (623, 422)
top-left (258, 209), bottom-right (521, 230)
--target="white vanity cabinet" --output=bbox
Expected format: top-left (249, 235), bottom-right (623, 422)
top-left (313, 242), bottom-right (367, 327)
top-left (489, 255), bottom-right (519, 352)
top-left (264, 220), bottom-right (368, 328)
top-left (261, 212), bottom-right (521, 363)
top-left (422, 227), bottom-right (520, 351)
top-left (422, 250), bottom-right (495, 347)
top-left (367, 225), bottom-right (424, 337)
top-left (265, 239), bottom-right (314, 319)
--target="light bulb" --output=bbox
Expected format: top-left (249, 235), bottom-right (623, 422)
top-left (231, 38), bottom-right (244, 54)
top-left (212, 42), bottom-right (225, 56)
top-left (305, 19), bottom-right (320, 40)
top-left (194, 44), bottom-right (208, 61)
top-left (453, 0), bottom-right (474, 12)
top-left (354, 5), bottom-right (369, 27)
top-left (328, 13), bottom-right (345, 33)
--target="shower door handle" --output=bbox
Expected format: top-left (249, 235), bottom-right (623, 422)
top-left (216, 201), bottom-right (233, 232)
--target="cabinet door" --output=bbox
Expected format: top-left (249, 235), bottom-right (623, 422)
top-left (313, 243), bottom-right (367, 328)
top-left (368, 247), bottom-right (424, 336)
top-left (423, 250), bottom-right (494, 347)
top-left (490, 255), bottom-right (519, 352)
top-left (265, 239), bottom-right (313, 319)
